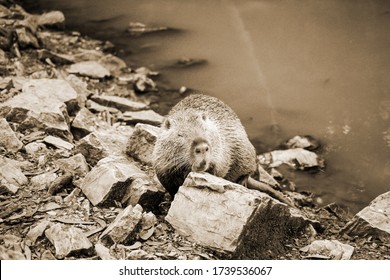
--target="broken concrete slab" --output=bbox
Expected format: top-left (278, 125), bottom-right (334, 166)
top-left (126, 123), bottom-right (160, 165)
top-left (166, 172), bottom-right (316, 259)
top-left (341, 191), bottom-right (390, 242)
top-left (100, 204), bottom-right (143, 245)
top-left (90, 94), bottom-right (149, 112)
top-left (68, 61), bottom-right (110, 79)
top-left (120, 109), bottom-right (164, 126)
top-left (0, 118), bottom-right (23, 153)
top-left (74, 126), bottom-right (133, 166)
top-left (80, 157), bottom-right (149, 206)
top-left (44, 222), bottom-right (93, 259)
top-left (0, 79), bottom-right (79, 141)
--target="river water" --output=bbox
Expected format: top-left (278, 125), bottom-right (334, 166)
top-left (29, 0), bottom-right (390, 213)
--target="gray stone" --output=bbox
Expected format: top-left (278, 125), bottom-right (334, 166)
top-left (0, 156), bottom-right (28, 194)
top-left (71, 107), bottom-right (110, 139)
top-left (120, 110), bottom-right (164, 126)
top-left (80, 157), bottom-right (148, 206)
top-left (98, 54), bottom-right (127, 77)
top-left (300, 240), bottom-right (354, 260)
top-left (45, 223), bottom-right (93, 259)
top-left (43, 135), bottom-right (74, 150)
top-left (0, 118), bottom-right (23, 153)
top-left (68, 61), bottom-right (110, 79)
top-left (90, 94), bottom-right (149, 112)
top-left (24, 141), bottom-right (47, 155)
top-left (37, 11), bottom-right (65, 28)
top-left (74, 126), bottom-right (133, 166)
top-left (25, 220), bottom-right (51, 246)
top-left (166, 172), bottom-right (316, 259)
top-left (15, 27), bottom-right (39, 49)
top-left (30, 171), bottom-right (58, 190)
top-left (100, 204), bottom-right (143, 245)
top-left (0, 79), bottom-right (78, 141)
top-left (342, 191), bottom-right (390, 242)
top-left (86, 99), bottom-right (120, 114)
top-left (0, 245), bottom-right (26, 260)
top-left (126, 123), bottom-right (160, 165)
top-left (55, 153), bottom-right (89, 177)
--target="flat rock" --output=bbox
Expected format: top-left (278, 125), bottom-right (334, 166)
top-left (68, 61), bottom-right (110, 79)
top-left (37, 11), bottom-right (65, 28)
top-left (0, 79), bottom-right (78, 141)
top-left (95, 242), bottom-right (116, 260)
top-left (90, 94), bottom-right (149, 112)
top-left (98, 54), bottom-right (127, 77)
top-left (100, 204), bottom-right (143, 245)
top-left (55, 153), bottom-right (89, 177)
top-left (86, 99), bottom-right (120, 114)
top-left (0, 156), bottom-right (28, 194)
top-left (0, 245), bottom-right (26, 260)
top-left (71, 107), bottom-right (110, 140)
top-left (25, 220), bottom-right (51, 246)
top-left (300, 240), bottom-right (354, 260)
top-left (24, 141), bottom-right (48, 156)
top-left (37, 49), bottom-right (74, 65)
top-left (30, 171), bottom-right (58, 190)
top-left (341, 191), bottom-right (390, 242)
top-left (80, 157), bottom-right (149, 206)
top-left (126, 123), bottom-right (160, 165)
top-left (45, 223), bottom-right (93, 259)
top-left (166, 172), bottom-right (316, 259)
top-left (120, 110), bottom-right (164, 126)
top-left (258, 148), bottom-right (323, 170)
top-left (74, 126), bottom-right (133, 166)
top-left (43, 135), bottom-right (74, 150)
top-left (0, 118), bottom-right (23, 153)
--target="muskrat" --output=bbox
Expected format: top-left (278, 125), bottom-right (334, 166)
top-left (153, 94), bottom-right (294, 207)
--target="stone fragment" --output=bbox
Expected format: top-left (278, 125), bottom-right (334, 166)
top-left (300, 240), bottom-right (354, 260)
top-left (86, 99), bottom-right (120, 114)
top-left (80, 157), bottom-right (148, 206)
top-left (0, 79), bottom-right (78, 141)
top-left (127, 22), bottom-right (170, 36)
top-left (341, 191), bottom-right (390, 242)
top-left (30, 171), bottom-right (58, 190)
top-left (43, 135), bottom-right (74, 150)
top-left (90, 94), bottom-right (148, 112)
top-left (258, 148), bottom-right (324, 170)
top-left (166, 172), bottom-right (316, 259)
top-left (0, 156), bottom-right (28, 194)
top-left (100, 204), bottom-right (143, 245)
top-left (98, 54), bottom-right (127, 77)
top-left (55, 153), bottom-right (89, 177)
top-left (37, 49), bottom-right (74, 65)
top-left (37, 11), bottom-right (65, 28)
top-left (24, 142), bottom-right (47, 155)
top-left (71, 107), bottom-right (110, 139)
top-left (75, 126), bottom-right (133, 166)
top-left (44, 223), bottom-right (93, 259)
top-left (25, 220), bottom-right (51, 246)
top-left (120, 110), bottom-right (164, 126)
top-left (284, 135), bottom-right (320, 150)
top-left (95, 243), bottom-right (116, 260)
top-left (40, 250), bottom-right (56, 260)
top-left (0, 245), bottom-right (26, 260)
top-left (15, 27), bottom-right (39, 49)
top-left (139, 212), bottom-right (157, 241)
top-left (68, 61), bottom-right (110, 79)
top-left (0, 118), bottom-right (23, 153)
top-left (126, 123), bottom-right (160, 165)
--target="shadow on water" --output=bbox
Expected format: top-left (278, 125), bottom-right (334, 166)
top-left (28, 0), bottom-right (390, 213)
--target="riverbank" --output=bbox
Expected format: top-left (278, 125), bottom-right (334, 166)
top-left (0, 1), bottom-right (389, 260)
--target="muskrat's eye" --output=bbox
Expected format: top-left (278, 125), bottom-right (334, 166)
top-left (195, 148), bottom-right (201, 154)
top-left (205, 146), bottom-right (209, 152)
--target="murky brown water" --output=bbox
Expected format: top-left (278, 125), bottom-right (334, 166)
top-left (30, 0), bottom-right (390, 213)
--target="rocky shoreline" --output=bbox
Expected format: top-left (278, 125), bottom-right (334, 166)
top-left (0, 1), bottom-right (389, 260)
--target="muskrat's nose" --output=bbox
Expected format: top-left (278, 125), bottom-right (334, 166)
top-left (194, 142), bottom-right (210, 154)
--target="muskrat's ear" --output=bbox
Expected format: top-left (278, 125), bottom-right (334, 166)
top-left (162, 119), bottom-right (171, 129)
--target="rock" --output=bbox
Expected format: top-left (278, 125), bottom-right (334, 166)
top-left (45, 223), bottom-right (93, 259)
top-left (127, 249), bottom-right (149, 260)
top-left (43, 135), bottom-right (74, 150)
top-left (100, 204), bottom-right (143, 245)
top-left (47, 172), bottom-right (73, 195)
top-left (74, 126), bottom-right (133, 166)
top-left (86, 99), bottom-right (120, 114)
top-left (0, 156), bottom-right (28, 194)
top-left (98, 54), bottom-right (127, 77)
top-left (165, 172), bottom-right (316, 259)
top-left (71, 107), bottom-right (109, 139)
top-left (126, 123), bottom-right (160, 165)
top-left (95, 242), bottom-right (116, 260)
top-left (257, 164), bottom-right (280, 188)
top-left (80, 157), bottom-right (149, 206)
top-left (139, 212), bottom-right (157, 241)
top-left (90, 94), bottom-right (149, 112)
top-left (127, 22), bottom-right (171, 36)
top-left (122, 177), bottom-right (165, 211)
top-left (25, 220), bottom-right (50, 246)
top-left (170, 57), bottom-right (207, 68)
top-left (0, 79), bottom-right (78, 141)
top-left (258, 148), bottom-right (324, 170)
top-left (283, 135), bottom-right (320, 151)
top-left (37, 11), bottom-right (65, 28)
top-left (341, 191), bottom-right (390, 242)
top-left (0, 245), bottom-right (26, 260)
top-left (37, 49), bottom-right (74, 65)
top-left (55, 153), bottom-right (89, 177)
top-left (40, 250), bottom-right (56, 260)
top-left (24, 141), bottom-right (47, 156)
top-left (120, 110), bottom-right (164, 126)
top-left (300, 240), bottom-right (354, 260)
top-left (68, 61), bottom-right (110, 79)
top-left (0, 4), bottom-right (12, 18)
top-left (30, 171), bottom-right (58, 190)
top-left (0, 118), bottom-right (23, 153)
top-left (15, 27), bottom-right (40, 49)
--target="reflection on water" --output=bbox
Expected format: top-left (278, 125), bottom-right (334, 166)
top-left (31, 0), bottom-right (390, 213)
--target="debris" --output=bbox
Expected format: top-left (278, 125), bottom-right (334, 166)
top-left (300, 240), bottom-right (354, 260)
top-left (47, 172), bottom-right (73, 195)
top-left (68, 61), bottom-right (111, 79)
top-left (127, 22), bottom-right (171, 36)
top-left (95, 242), bottom-right (116, 260)
top-left (25, 220), bottom-right (50, 246)
top-left (55, 153), bottom-right (90, 177)
top-left (120, 110), bottom-right (164, 126)
top-left (0, 118), bottom-right (23, 153)
top-left (283, 135), bottom-right (320, 151)
top-left (0, 156), bottom-right (28, 194)
top-left (43, 135), bottom-right (74, 150)
top-left (90, 94), bottom-right (149, 112)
